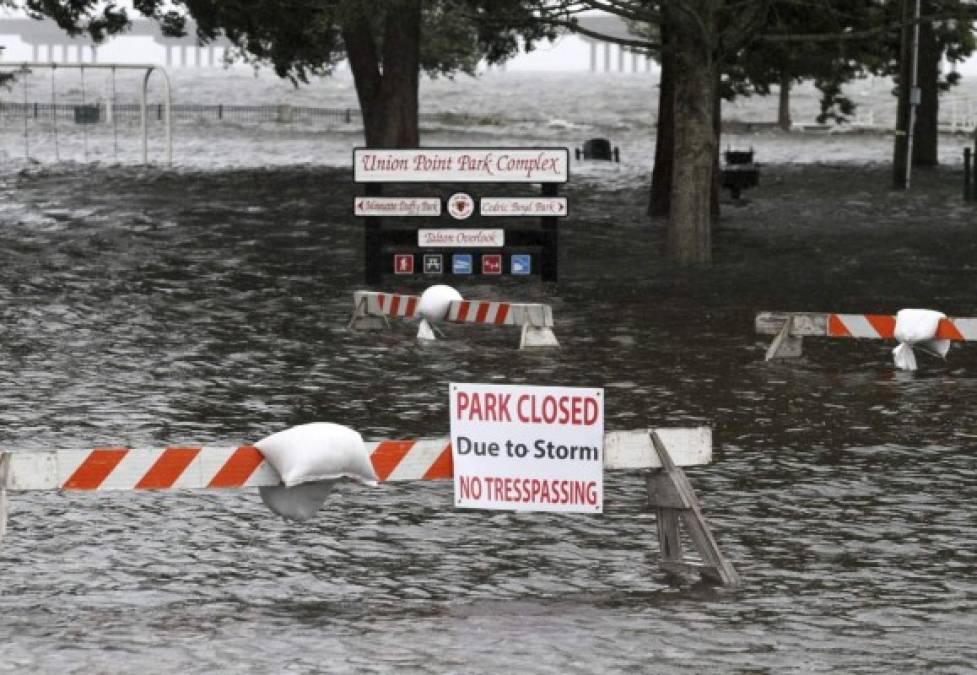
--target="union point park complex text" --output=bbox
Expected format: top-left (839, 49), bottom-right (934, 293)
top-left (357, 151), bottom-right (565, 180)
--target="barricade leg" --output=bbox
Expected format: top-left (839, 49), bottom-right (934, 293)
top-left (416, 319), bottom-right (441, 342)
top-left (347, 296), bottom-right (389, 331)
top-left (764, 318), bottom-right (803, 361)
top-left (646, 432), bottom-right (740, 586)
top-left (519, 324), bottom-right (560, 349)
top-left (518, 306), bottom-right (560, 349)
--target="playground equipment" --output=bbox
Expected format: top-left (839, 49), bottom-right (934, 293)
top-left (348, 290), bottom-right (560, 348)
top-left (3, 62), bottom-right (172, 165)
top-left (0, 425), bottom-right (738, 585)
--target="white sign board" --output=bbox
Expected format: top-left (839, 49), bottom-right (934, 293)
top-left (450, 383), bottom-right (604, 513)
top-left (354, 197), bottom-right (441, 217)
top-left (480, 197), bottom-right (568, 217)
top-left (418, 229), bottom-right (505, 248)
top-left (353, 148), bottom-right (569, 183)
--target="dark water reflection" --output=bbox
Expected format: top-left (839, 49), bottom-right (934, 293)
top-left (2, 163), bottom-right (977, 672)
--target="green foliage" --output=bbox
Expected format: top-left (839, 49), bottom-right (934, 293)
top-left (14, 0), bottom-right (554, 83)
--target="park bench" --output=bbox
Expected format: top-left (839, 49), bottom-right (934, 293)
top-left (575, 137), bottom-right (620, 162)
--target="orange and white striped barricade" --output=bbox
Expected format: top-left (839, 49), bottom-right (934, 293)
top-left (0, 427), bottom-right (737, 585)
top-left (756, 311), bottom-right (977, 361)
top-left (348, 290), bottom-right (559, 349)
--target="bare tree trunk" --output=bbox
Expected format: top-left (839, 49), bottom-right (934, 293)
top-left (669, 0), bottom-right (720, 265)
top-left (778, 72), bottom-right (791, 130)
top-left (711, 71), bottom-right (721, 225)
top-left (893, 0), bottom-right (913, 188)
top-left (343, 0), bottom-right (421, 148)
top-left (649, 11), bottom-right (675, 218)
top-left (913, 10), bottom-right (939, 167)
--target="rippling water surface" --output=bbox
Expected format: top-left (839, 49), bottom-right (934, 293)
top-left (2, 123), bottom-right (977, 670)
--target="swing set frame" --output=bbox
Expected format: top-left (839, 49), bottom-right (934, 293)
top-left (5, 62), bottom-right (172, 166)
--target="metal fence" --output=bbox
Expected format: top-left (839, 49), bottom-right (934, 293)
top-left (0, 101), bottom-right (363, 124)
top-left (0, 101), bottom-right (493, 126)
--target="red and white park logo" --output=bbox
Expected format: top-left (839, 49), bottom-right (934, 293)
top-left (448, 192), bottom-right (475, 220)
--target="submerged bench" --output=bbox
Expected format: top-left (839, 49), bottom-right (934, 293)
top-left (756, 311), bottom-right (977, 360)
top-left (348, 290), bottom-right (559, 349)
top-left (0, 426), bottom-right (738, 586)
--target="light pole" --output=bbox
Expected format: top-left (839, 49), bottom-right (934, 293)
top-left (904, 0), bottom-right (922, 190)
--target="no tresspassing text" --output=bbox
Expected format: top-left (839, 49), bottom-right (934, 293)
top-left (458, 475), bottom-right (599, 507)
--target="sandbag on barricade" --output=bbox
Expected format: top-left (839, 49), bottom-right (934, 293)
top-left (416, 284), bottom-right (462, 341)
top-left (260, 480), bottom-right (337, 522)
top-left (255, 422), bottom-right (378, 521)
top-left (892, 308), bottom-right (951, 371)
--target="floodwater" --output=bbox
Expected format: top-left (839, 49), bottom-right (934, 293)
top-left (2, 73), bottom-right (977, 673)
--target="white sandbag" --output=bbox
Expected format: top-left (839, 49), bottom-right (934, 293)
top-left (417, 284), bottom-right (462, 323)
top-left (892, 308), bottom-right (950, 371)
top-left (255, 422), bottom-right (378, 487)
top-left (260, 480), bottom-right (336, 522)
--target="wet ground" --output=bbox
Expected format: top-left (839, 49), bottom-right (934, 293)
top-left (1, 159), bottom-right (976, 673)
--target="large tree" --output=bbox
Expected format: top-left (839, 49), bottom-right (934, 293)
top-left (552, 0), bottom-right (977, 263)
top-left (891, 0), bottom-right (976, 184)
top-left (547, 1), bottom-right (769, 264)
top-left (21, 0), bottom-right (553, 148)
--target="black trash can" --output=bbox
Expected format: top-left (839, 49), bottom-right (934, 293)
top-left (74, 105), bottom-right (100, 124)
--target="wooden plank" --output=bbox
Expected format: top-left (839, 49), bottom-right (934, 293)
top-left (647, 472), bottom-right (695, 510)
top-left (353, 291), bottom-right (555, 329)
top-left (648, 432), bottom-right (740, 587)
top-left (3, 428), bottom-right (712, 491)
top-left (604, 428), bottom-right (711, 470)
top-left (758, 312), bottom-right (977, 342)
top-left (764, 319), bottom-right (803, 360)
top-left (755, 312), bottom-right (829, 336)
top-left (656, 508), bottom-right (684, 563)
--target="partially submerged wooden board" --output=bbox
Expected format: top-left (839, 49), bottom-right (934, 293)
top-left (3, 428), bottom-right (711, 491)
top-left (352, 291), bottom-right (555, 328)
top-left (756, 311), bottom-right (977, 340)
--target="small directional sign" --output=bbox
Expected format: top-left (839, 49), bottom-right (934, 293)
top-left (354, 197), bottom-right (441, 217)
top-left (482, 254), bottom-right (503, 275)
top-left (453, 254), bottom-right (473, 275)
top-left (423, 253), bottom-right (443, 274)
top-left (394, 254), bottom-right (415, 275)
top-left (480, 197), bottom-right (568, 217)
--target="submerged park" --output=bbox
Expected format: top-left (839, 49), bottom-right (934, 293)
top-left (2, 1), bottom-right (977, 673)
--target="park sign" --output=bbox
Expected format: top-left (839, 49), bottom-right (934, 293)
top-left (450, 383), bottom-right (604, 514)
top-left (353, 146), bottom-right (566, 282)
top-left (354, 148), bottom-right (569, 183)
